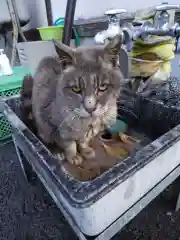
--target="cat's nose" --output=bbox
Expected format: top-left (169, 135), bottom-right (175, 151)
top-left (84, 96), bottom-right (96, 113)
top-left (85, 106), bottom-right (96, 114)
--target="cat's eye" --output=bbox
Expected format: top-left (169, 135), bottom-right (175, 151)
top-left (98, 84), bottom-right (108, 92)
top-left (71, 86), bottom-right (81, 93)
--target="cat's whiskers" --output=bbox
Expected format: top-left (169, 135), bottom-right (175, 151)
top-left (65, 110), bottom-right (82, 131)
top-left (73, 108), bottom-right (82, 118)
top-left (59, 109), bottom-right (74, 128)
top-left (116, 99), bottom-right (134, 104)
top-left (117, 106), bottom-right (138, 119)
top-left (74, 108), bottom-right (80, 114)
top-left (50, 109), bottom-right (73, 137)
top-left (98, 109), bottom-right (106, 116)
top-left (59, 115), bottom-right (70, 128)
top-left (94, 106), bottom-right (108, 117)
top-left (73, 115), bottom-right (82, 131)
top-left (66, 114), bottom-right (76, 128)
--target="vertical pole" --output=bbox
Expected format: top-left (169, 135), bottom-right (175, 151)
top-left (62, 0), bottom-right (77, 45)
top-left (44, 0), bottom-right (53, 26)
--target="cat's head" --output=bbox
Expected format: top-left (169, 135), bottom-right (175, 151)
top-left (53, 37), bottom-right (123, 118)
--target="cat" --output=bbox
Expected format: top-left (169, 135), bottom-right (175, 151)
top-left (20, 74), bottom-right (38, 134)
top-left (24, 37), bottom-right (123, 165)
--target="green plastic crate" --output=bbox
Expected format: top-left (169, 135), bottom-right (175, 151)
top-left (0, 115), bottom-right (13, 141)
top-left (0, 66), bottom-right (32, 141)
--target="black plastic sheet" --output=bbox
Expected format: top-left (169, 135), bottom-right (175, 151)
top-left (119, 77), bottom-right (180, 137)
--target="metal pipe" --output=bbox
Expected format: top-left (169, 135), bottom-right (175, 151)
top-left (44, 0), bottom-right (53, 26)
top-left (62, 0), bottom-right (77, 45)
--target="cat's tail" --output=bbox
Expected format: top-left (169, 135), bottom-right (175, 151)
top-left (20, 74), bottom-right (33, 114)
top-left (20, 74), bottom-right (37, 133)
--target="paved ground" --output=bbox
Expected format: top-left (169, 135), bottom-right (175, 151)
top-left (1, 142), bottom-right (180, 240)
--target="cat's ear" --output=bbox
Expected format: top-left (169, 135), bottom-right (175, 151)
top-left (53, 40), bottom-right (75, 66)
top-left (103, 35), bottom-right (123, 67)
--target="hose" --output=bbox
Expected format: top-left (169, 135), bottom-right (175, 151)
top-left (11, 0), bottom-right (27, 42)
top-left (6, 0), bottom-right (18, 66)
top-left (54, 17), bottom-right (81, 46)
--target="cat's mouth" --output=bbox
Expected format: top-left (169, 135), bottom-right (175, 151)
top-left (75, 105), bottom-right (107, 118)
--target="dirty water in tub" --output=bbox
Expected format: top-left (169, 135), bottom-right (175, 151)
top-left (7, 97), bottom-right (152, 182)
top-left (61, 129), bottom-right (151, 181)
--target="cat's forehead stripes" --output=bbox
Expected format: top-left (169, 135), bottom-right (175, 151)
top-left (75, 77), bottom-right (80, 87)
top-left (68, 73), bottom-right (110, 91)
top-left (76, 74), bottom-right (94, 89)
top-left (79, 76), bottom-right (85, 89)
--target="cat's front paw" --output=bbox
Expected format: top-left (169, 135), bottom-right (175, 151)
top-left (67, 154), bottom-right (84, 165)
top-left (80, 146), bottom-right (95, 159)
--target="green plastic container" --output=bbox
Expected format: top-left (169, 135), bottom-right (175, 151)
top-left (0, 66), bottom-right (32, 142)
top-left (38, 26), bottom-right (64, 40)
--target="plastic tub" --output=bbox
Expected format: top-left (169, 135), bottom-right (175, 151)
top-left (2, 96), bottom-right (180, 236)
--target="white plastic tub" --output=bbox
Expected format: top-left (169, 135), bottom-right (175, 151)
top-left (2, 96), bottom-right (180, 236)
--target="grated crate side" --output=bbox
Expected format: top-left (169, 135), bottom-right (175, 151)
top-left (0, 115), bottom-right (12, 140)
top-left (0, 87), bottom-right (21, 98)
top-left (0, 87), bottom-right (21, 142)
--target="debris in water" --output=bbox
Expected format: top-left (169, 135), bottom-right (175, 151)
top-left (101, 142), bottom-right (129, 158)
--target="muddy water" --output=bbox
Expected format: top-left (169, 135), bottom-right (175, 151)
top-left (60, 130), bottom-right (151, 181)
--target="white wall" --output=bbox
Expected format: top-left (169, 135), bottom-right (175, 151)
top-left (27, 0), bottom-right (180, 28)
top-left (27, 0), bottom-right (48, 28)
top-left (52, 0), bottom-right (180, 22)
top-left (52, 0), bottom-right (158, 21)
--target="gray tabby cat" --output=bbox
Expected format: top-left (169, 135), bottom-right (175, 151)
top-left (32, 37), bottom-right (123, 165)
